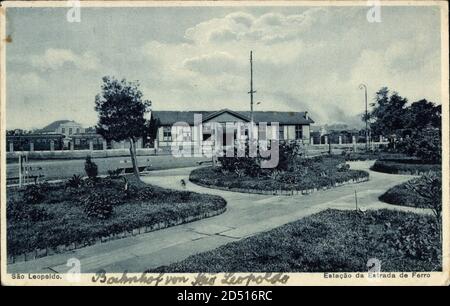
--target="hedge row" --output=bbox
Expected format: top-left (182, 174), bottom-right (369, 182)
top-left (370, 160), bottom-right (441, 175)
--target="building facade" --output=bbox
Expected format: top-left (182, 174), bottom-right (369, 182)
top-left (152, 109), bottom-right (314, 148)
top-left (40, 120), bottom-right (85, 148)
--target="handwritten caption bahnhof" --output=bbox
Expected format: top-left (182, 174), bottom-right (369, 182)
top-left (10, 271), bottom-right (433, 285)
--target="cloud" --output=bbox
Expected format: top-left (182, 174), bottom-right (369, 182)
top-left (7, 7), bottom-right (441, 129)
top-left (182, 52), bottom-right (242, 75)
top-left (30, 48), bottom-right (100, 71)
top-left (183, 9), bottom-right (324, 45)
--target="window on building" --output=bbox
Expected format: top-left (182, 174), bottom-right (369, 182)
top-left (62, 128), bottom-right (65, 134)
top-left (279, 126), bottom-right (284, 140)
top-left (163, 127), bottom-right (172, 141)
top-left (69, 128), bottom-right (73, 135)
top-left (295, 125), bottom-right (303, 139)
top-left (76, 128), bottom-right (80, 134)
top-left (75, 138), bottom-right (80, 145)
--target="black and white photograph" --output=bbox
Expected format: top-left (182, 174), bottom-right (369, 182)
top-left (0, 0), bottom-right (448, 287)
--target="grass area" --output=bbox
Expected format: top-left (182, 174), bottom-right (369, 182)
top-left (7, 176), bottom-right (226, 256)
top-left (371, 159), bottom-right (441, 174)
top-left (153, 209), bottom-right (441, 273)
top-left (190, 156), bottom-right (368, 192)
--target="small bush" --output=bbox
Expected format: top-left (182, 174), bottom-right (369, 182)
top-left (22, 183), bottom-right (49, 204)
top-left (66, 174), bottom-right (83, 189)
top-left (218, 155), bottom-right (261, 177)
top-left (85, 155), bottom-right (98, 179)
top-left (83, 192), bottom-right (116, 219)
top-left (396, 129), bottom-right (441, 164)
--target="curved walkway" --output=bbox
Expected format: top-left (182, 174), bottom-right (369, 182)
top-left (8, 161), bottom-right (427, 274)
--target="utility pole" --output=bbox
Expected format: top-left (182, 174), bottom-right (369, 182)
top-left (359, 83), bottom-right (368, 151)
top-left (248, 51), bottom-right (256, 139)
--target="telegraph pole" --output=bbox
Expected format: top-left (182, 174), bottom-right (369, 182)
top-left (248, 51), bottom-right (256, 139)
top-left (359, 83), bottom-right (368, 151)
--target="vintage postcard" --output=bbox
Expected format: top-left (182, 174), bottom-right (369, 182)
top-left (0, 0), bottom-right (449, 289)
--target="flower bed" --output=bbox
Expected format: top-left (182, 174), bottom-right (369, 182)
top-left (190, 156), bottom-right (369, 194)
top-left (379, 173), bottom-right (442, 209)
top-left (370, 159), bottom-right (441, 175)
top-left (152, 209), bottom-right (441, 272)
top-left (7, 176), bottom-right (226, 261)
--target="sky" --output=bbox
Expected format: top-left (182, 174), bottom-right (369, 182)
top-left (5, 5), bottom-right (442, 130)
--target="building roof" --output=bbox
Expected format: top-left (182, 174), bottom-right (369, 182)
top-left (152, 109), bottom-right (314, 125)
top-left (40, 120), bottom-right (72, 132)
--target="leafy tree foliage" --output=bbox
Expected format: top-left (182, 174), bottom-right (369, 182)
top-left (397, 129), bottom-right (441, 163)
top-left (404, 99), bottom-right (441, 130)
top-left (369, 87), bottom-right (408, 137)
top-left (369, 87), bottom-right (441, 137)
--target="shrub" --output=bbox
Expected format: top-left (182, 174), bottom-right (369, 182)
top-left (82, 192), bottom-right (116, 219)
top-left (66, 174), bottom-right (83, 189)
top-left (85, 155), bottom-right (98, 179)
top-left (135, 187), bottom-right (154, 201)
top-left (405, 172), bottom-right (442, 223)
top-left (22, 183), bottom-right (49, 204)
top-left (396, 129), bottom-right (441, 163)
top-left (277, 141), bottom-right (305, 171)
top-left (218, 155), bottom-right (261, 177)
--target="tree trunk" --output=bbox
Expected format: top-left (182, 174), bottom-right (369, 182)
top-left (129, 138), bottom-right (140, 179)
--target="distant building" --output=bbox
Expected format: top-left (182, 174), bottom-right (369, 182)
top-left (40, 120), bottom-right (85, 137)
top-left (40, 120), bottom-right (85, 148)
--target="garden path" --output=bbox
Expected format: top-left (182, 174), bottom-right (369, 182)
top-left (8, 161), bottom-right (428, 273)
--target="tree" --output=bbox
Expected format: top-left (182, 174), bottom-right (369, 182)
top-left (369, 87), bottom-right (408, 138)
top-left (95, 76), bottom-right (151, 178)
top-left (404, 99), bottom-right (441, 130)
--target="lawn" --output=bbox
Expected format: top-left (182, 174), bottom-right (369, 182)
top-left (7, 176), bottom-right (226, 256)
top-left (190, 155), bottom-right (368, 192)
top-left (153, 209), bottom-right (441, 273)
